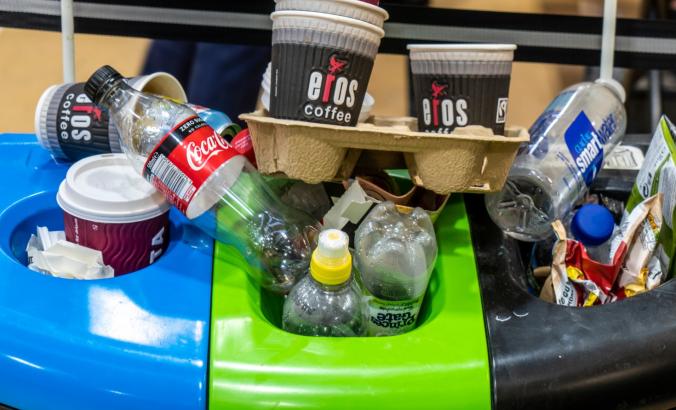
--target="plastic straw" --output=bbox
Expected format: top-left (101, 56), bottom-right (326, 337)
top-left (600, 0), bottom-right (618, 81)
top-left (61, 0), bottom-right (75, 83)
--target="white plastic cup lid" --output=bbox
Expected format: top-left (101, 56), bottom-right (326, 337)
top-left (57, 154), bottom-right (170, 223)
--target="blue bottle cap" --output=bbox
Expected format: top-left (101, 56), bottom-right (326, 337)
top-left (570, 204), bottom-right (615, 247)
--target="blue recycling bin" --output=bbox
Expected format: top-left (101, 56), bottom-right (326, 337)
top-left (0, 134), bottom-right (212, 410)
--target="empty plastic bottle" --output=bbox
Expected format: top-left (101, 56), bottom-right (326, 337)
top-left (282, 229), bottom-right (364, 337)
top-left (84, 65), bottom-right (320, 293)
top-left (354, 202), bottom-right (437, 336)
top-left (485, 79), bottom-right (627, 241)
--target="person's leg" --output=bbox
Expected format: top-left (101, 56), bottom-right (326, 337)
top-left (142, 40), bottom-right (197, 89)
top-left (187, 43), bottom-right (271, 123)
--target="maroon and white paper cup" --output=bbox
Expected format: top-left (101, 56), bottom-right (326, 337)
top-left (56, 154), bottom-right (171, 276)
top-left (35, 72), bottom-right (187, 162)
top-left (408, 44), bottom-right (516, 135)
top-left (270, 11), bottom-right (384, 126)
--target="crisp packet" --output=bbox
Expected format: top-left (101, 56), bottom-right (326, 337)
top-left (613, 194), bottom-right (663, 298)
top-left (625, 115), bottom-right (676, 279)
top-left (544, 195), bottom-right (662, 306)
top-left (548, 220), bottom-right (625, 306)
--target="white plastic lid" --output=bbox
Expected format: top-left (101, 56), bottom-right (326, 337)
top-left (57, 154), bottom-right (170, 223)
top-left (317, 229), bottom-right (349, 259)
top-left (595, 78), bottom-right (626, 103)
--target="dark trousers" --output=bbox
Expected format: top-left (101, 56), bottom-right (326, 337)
top-left (143, 40), bottom-right (271, 125)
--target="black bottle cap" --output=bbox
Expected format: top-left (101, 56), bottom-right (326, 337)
top-left (84, 65), bottom-right (124, 104)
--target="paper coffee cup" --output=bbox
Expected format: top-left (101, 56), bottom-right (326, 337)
top-left (274, 0), bottom-right (388, 27)
top-left (56, 154), bottom-right (171, 276)
top-left (260, 61), bottom-right (374, 122)
top-left (408, 44), bottom-right (516, 135)
top-left (270, 11), bottom-right (384, 126)
top-left (35, 72), bottom-right (187, 162)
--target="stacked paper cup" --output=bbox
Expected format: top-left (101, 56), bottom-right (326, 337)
top-left (408, 44), bottom-right (516, 135)
top-left (270, 0), bottom-right (388, 126)
top-left (260, 61), bottom-right (375, 122)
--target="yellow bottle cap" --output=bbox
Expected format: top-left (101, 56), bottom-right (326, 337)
top-left (310, 229), bottom-right (352, 286)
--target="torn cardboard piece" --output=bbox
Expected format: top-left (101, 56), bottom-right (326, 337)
top-left (324, 182), bottom-right (376, 230)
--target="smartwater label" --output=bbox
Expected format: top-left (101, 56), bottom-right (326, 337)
top-left (564, 111), bottom-right (613, 186)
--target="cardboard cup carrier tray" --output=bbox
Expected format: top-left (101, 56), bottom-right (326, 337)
top-left (241, 111), bottom-right (529, 194)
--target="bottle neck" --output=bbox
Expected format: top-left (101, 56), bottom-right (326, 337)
top-left (309, 272), bottom-right (349, 292)
top-left (97, 78), bottom-right (137, 112)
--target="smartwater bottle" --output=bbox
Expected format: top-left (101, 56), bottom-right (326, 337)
top-left (485, 79), bottom-right (626, 241)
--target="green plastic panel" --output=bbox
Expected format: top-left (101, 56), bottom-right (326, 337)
top-left (208, 196), bottom-right (491, 409)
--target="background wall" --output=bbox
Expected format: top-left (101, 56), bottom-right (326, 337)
top-left (0, 29), bottom-right (149, 132)
top-left (0, 0), bottom-right (641, 133)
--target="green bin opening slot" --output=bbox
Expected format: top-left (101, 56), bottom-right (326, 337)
top-left (209, 196), bottom-right (491, 409)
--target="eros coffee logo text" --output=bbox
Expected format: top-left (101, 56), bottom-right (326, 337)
top-left (421, 80), bottom-right (468, 133)
top-left (304, 55), bottom-right (359, 124)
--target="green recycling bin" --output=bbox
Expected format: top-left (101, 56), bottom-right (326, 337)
top-left (208, 196), bottom-right (491, 409)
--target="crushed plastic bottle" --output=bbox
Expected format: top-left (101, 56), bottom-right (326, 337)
top-left (485, 79), bottom-right (627, 241)
top-left (354, 202), bottom-right (437, 336)
top-left (84, 65), bottom-right (320, 293)
top-left (282, 229), bottom-right (364, 337)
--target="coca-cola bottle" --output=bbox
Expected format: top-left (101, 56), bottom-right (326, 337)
top-left (84, 65), bottom-right (320, 293)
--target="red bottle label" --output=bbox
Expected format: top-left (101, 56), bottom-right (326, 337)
top-left (143, 116), bottom-right (239, 214)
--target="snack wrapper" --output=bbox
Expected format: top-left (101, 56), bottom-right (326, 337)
top-left (546, 195), bottom-right (662, 306)
top-left (625, 115), bottom-right (676, 279)
top-left (549, 220), bottom-right (625, 306)
top-left (613, 194), bottom-right (663, 298)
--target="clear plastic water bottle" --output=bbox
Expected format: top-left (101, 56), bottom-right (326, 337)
top-left (354, 202), bottom-right (437, 336)
top-left (85, 65), bottom-right (320, 293)
top-left (282, 229), bottom-right (364, 337)
top-left (485, 79), bottom-right (626, 242)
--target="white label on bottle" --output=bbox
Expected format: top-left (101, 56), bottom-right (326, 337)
top-left (364, 295), bottom-right (423, 336)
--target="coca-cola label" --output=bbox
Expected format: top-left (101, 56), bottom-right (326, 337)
top-left (143, 116), bottom-right (238, 214)
top-left (231, 129), bottom-right (256, 167)
top-left (56, 83), bottom-right (113, 160)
